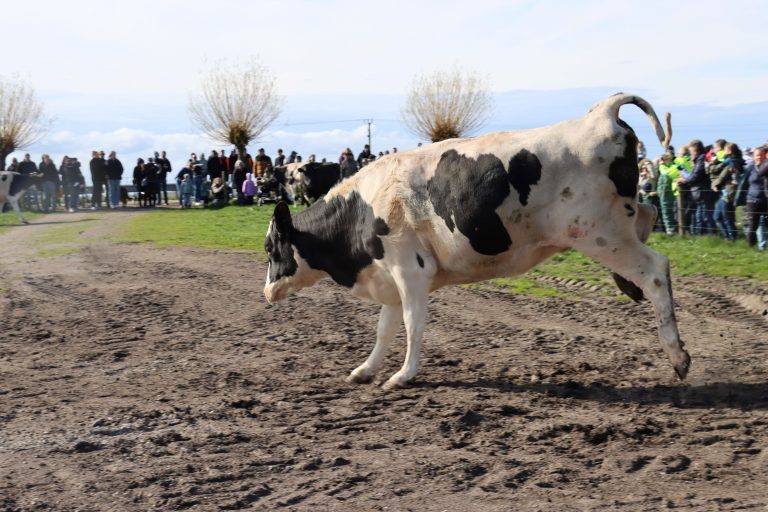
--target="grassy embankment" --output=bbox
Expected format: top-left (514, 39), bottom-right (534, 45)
top-left (112, 205), bottom-right (768, 297)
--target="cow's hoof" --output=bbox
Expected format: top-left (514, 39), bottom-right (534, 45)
top-left (345, 371), bottom-right (373, 384)
top-left (381, 375), bottom-right (411, 391)
top-left (673, 351), bottom-right (691, 381)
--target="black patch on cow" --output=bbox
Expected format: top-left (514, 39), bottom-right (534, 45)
top-left (288, 191), bottom-right (389, 287)
top-left (416, 253), bottom-right (424, 268)
top-left (8, 173), bottom-right (33, 197)
top-left (612, 272), bottom-right (645, 303)
top-left (609, 133), bottom-right (639, 198)
top-left (428, 150), bottom-right (512, 256)
top-left (624, 203), bottom-right (635, 217)
top-left (507, 149), bottom-right (542, 206)
top-left (265, 204), bottom-right (299, 284)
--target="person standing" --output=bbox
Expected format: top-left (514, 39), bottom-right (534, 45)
top-left (174, 164), bottom-right (193, 207)
top-left (254, 148), bottom-right (273, 174)
top-left (656, 151), bottom-right (680, 235)
top-left (743, 147), bottom-right (768, 250)
top-left (207, 150), bottom-right (222, 181)
top-left (38, 154), bottom-right (60, 212)
top-left (18, 154), bottom-right (41, 211)
top-left (156, 150), bottom-right (172, 206)
top-left (89, 150), bottom-right (107, 208)
top-left (274, 148), bottom-right (285, 167)
top-left (678, 140), bottom-right (715, 235)
top-left (61, 157), bottom-right (85, 212)
top-left (105, 151), bottom-right (124, 208)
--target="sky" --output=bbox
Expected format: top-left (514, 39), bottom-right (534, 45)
top-left (4, 0), bottom-right (768, 182)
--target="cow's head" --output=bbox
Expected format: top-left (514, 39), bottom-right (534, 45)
top-left (263, 202), bottom-right (321, 303)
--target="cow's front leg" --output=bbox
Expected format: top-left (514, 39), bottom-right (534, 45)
top-left (9, 197), bottom-right (28, 224)
top-left (346, 304), bottom-right (403, 384)
top-left (382, 256), bottom-right (434, 390)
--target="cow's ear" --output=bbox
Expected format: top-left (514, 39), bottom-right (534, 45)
top-left (274, 201), bottom-right (293, 234)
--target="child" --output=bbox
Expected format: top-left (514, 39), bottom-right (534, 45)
top-left (242, 172), bottom-right (257, 205)
top-left (180, 174), bottom-right (194, 208)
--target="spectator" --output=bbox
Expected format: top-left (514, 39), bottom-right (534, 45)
top-left (636, 141), bottom-right (647, 161)
top-left (133, 158), bottom-right (146, 207)
top-left (192, 164), bottom-right (204, 204)
top-left (106, 151), bottom-right (124, 209)
top-left (207, 150), bottom-right (222, 181)
top-left (200, 177), bottom-right (212, 206)
top-left (357, 144), bottom-right (372, 166)
top-left (340, 150), bottom-right (358, 180)
top-left (743, 147), bottom-right (768, 250)
top-left (656, 151), bottom-right (680, 235)
top-left (38, 154), bottom-right (60, 213)
top-left (254, 148), bottom-right (272, 173)
top-left (180, 174), bottom-right (194, 208)
top-left (711, 143), bottom-right (743, 241)
top-left (209, 177), bottom-right (228, 208)
top-left (274, 148), bottom-right (285, 167)
top-left (89, 150), bottom-right (107, 208)
top-left (242, 172), bottom-right (257, 205)
top-left (144, 158), bottom-right (160, 207)
top-left (156, 150), bottom-right (172, 206)
top-left (638, 160), bottom-right (660, 231)
top-left (18, 154), bottom-right (41, 211)
top-left (288, 150), bottom-right (298, 164)
top-left (175, 164), bottom-right (193, 207)
top-left (678, 140), bottom-right (715, 235)
top-left (61, 156), bottom-right (85, 212)
top-left (233, 160), bottom-right (247, 204)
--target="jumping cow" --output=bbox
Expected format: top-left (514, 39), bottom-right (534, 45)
top-left (0, 171), bottom-right (34, 224)
top-left (263, 93), bottom-right (690, 390)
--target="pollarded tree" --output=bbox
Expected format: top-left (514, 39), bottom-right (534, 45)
top-left (0, 75), bottom-right (49, 171)
top-left (402, 68), bottom-right (493, 143)
top-left (188, 59), bottom-right (282, 160)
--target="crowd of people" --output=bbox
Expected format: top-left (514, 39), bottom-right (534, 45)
top-left (637, 139), bottom-right (768, 250)
top-left (7, 138), bottom-right (767, 251)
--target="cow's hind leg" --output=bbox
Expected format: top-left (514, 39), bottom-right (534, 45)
top-left (574, 236), bottom-right (690, 380)
top-left (346, 304), bottom-right (403, 384)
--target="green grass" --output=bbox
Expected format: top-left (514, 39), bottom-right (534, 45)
top-left (0, 211), bottom-right (43, 234)
top-left (114, 207), bottom-right (768, 289)
top-left (113, 204), bottom-right (292, 254)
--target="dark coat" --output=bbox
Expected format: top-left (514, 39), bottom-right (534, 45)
top-left (106, 158), bottom-right (124, 180)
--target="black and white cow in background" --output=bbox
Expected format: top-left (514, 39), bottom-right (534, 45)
top-left (280, 161), bottom-right (342, 205)
top-left (263, 93), bottom-right (689, 390)
top-left (0, 171), bottom-right (34, 224)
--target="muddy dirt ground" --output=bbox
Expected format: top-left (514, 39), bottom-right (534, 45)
top-left (1, 211), bottom-right (767, 511)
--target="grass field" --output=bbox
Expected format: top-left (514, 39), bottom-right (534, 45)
top-left (4, 205), bottom-right (766, 294)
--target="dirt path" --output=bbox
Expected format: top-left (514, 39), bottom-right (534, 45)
top-left (1, 212), bottom-right (767, 511)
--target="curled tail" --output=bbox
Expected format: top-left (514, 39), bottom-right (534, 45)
top-left (591, 93), bottom-right (672, 148)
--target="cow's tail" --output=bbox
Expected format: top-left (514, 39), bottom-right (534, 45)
top-left (594, 93), bottom-right (672, 148)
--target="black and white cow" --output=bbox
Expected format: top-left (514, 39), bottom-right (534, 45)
top-left (281, 161), bottom-right (342, 205)
top-left (263, 93), bottom-right (689, 390)
top-left (0, 171), bottom-right (34, 224)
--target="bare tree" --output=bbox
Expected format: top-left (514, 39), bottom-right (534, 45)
top-left (402, 68), bottom-right (493, 143)
top-left (0, 75), bottom-right (49, 171)
top-left (188, 59), bottom-right (282, 159)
